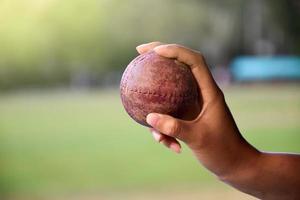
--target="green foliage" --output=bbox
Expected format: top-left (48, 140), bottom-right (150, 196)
top-left (0, 0), bottom-right (298, 89)
top-left (0, 0), bottom-right (242, 89)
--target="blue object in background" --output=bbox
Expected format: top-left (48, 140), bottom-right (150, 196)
top-left (230, 56), bottom-right (300, 81)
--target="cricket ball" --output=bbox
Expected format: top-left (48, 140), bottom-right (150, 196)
top-left (120, 51), bottom-right (200, 127)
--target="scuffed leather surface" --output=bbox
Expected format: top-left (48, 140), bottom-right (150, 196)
top-left (120, 51), bottom-right (199, 127)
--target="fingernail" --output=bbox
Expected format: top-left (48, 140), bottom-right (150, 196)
top-left (146, 113), bottom-right (160, 127)
top-left (136, 44), bottom-right (146, 50)
top-left (170, 143), bottom-right (181, 154)
top-left (151, 130), bottom-right (162, 142)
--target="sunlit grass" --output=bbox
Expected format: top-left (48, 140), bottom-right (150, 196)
top-left (0, 84), bottom-right (299, 197)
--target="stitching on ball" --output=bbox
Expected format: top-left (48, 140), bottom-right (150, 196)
top-left (120, 84), bottom-right (196, 101)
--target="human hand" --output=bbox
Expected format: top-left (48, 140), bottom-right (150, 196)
top-left (136, 42), bottom-right (259, 177)
top-left (135, 42), bottom-right (300, 199)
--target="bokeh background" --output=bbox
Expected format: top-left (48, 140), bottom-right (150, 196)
top-left (0, 0), bottom-right (299, 199)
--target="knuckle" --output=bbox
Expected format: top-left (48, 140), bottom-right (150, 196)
top-left (194, 52), bottom-right (204, 63)
top-left (165, 120), bottom-right (181, 137)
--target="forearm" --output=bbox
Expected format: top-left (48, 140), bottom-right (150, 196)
top-left (189, 100), bottom-right (300, 199)
top-left (222, 151), bottom-right (300, 199)
top-left (190, 131), bottom-right (259, 179)
top-left (190, 127), bottom-right (300, 199)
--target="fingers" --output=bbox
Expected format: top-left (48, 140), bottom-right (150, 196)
top-left (147, 113), bottom-right (187, 141)
top-left (136, 41), bottom-right (163, 54)
top-left (154, 44), bottom-right (203, 69)
top-left (150, 129), bottom-right (181, 154)
top-left (154, 44), bottom-right (222, 102)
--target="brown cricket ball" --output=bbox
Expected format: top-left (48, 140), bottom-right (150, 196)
top-left (120, 51), bottom-right (200, 127)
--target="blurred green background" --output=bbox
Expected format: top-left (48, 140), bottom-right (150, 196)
top-left (0, 0), bottom-right (299, 199)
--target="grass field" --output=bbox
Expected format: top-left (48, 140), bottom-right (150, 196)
top-left (0, 84), bottom-right (299, 200)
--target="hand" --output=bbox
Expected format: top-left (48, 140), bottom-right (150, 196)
top-left (136, 42), bottom-right (259, 177)
top-left (135, 42), bottom-right (300, 199)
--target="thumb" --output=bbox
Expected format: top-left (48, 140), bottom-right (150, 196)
top-left (146, 113), bottom-right (187, 141)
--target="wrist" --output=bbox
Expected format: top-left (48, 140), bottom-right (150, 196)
top-left (218, 143), bottom-right (261, 186)
top-left (189, 130), bottom-right (261, 182)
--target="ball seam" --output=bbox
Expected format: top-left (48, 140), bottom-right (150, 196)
top-left (120, 85), bottom-right (197, 104)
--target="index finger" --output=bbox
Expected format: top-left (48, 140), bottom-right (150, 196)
top-left (154, 44), bottom-right (221, 102)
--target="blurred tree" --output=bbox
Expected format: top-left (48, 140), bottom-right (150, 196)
top-left (0, 0), bottom-right (298, 89)
top-left (269, 0), bottom-right (300, 54)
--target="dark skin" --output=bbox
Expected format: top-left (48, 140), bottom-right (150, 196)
top-left (136, 42), bottom-right (300, 200)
